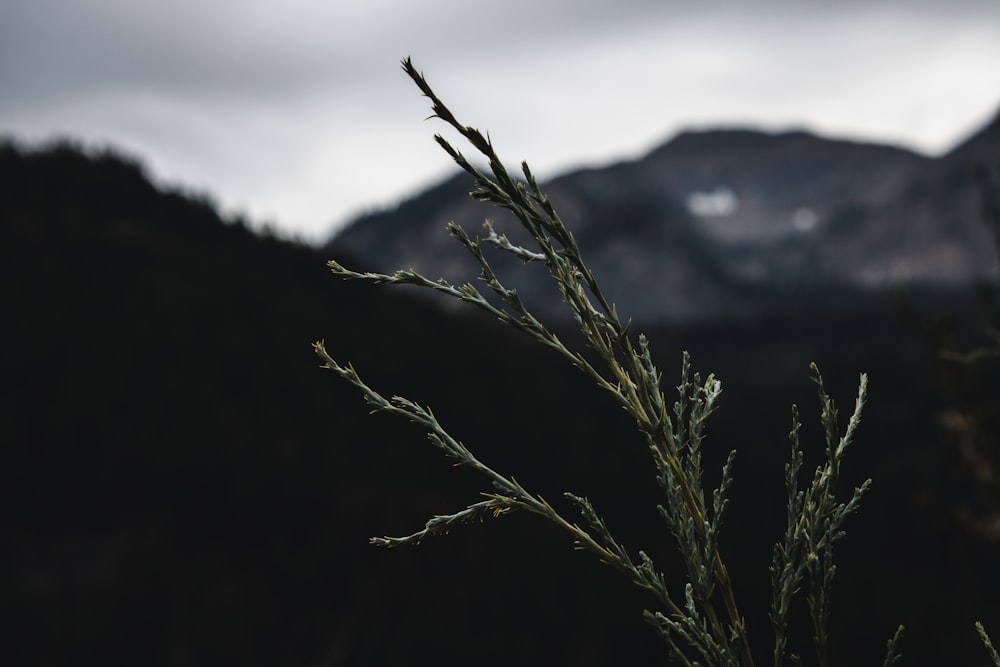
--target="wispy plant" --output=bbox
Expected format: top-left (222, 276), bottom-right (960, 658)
top-left (979, 622), bottom-right (1000, 667)
top-left (314, 58), bottom-right (901, 665)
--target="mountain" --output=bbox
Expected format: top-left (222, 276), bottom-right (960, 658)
top-left (331, 110), bottom-right (1000, 321)
top-left (946, 105), bottom-right (1000, 164)
top-left (4, 138), bottom-right (1000, 666)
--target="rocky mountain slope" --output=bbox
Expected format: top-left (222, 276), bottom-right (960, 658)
top-left (331, 108), bottom-right (1000, 321)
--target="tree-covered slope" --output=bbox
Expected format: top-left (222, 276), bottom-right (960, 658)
top-left (2, 139), bottom-right (998, 666)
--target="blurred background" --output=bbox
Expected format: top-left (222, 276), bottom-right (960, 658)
top-left (3, 1), bottom-right (1000, 665)
top-left (3, 0), bottom-right (1000, 242)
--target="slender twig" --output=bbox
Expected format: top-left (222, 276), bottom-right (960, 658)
top-left (317, 57), bottom-right (896, 666)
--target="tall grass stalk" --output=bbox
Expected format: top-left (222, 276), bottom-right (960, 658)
top-left (311, 57), bottom-right (991, 665)
top-left (978, 622), bottom-right (1000, 667)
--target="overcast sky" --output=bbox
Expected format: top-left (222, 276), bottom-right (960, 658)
top-left (3, 1), bottom-right (1000, 243)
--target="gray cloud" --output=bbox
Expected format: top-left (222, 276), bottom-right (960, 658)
top-left (2, 0), bottom-right (999, 241)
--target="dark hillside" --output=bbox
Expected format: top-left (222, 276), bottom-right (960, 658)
top-left (2, 140), bottom-right (998, 666)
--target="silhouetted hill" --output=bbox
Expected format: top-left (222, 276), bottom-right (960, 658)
top-left (1, 139), bottom-right (586, 665)
top-left (2, 138), bottom-right (999, 666)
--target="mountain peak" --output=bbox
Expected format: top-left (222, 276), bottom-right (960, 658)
top-left (645, 124), bottom-right (926, 165)
top-left (332, 115), bottom-right (999, 322)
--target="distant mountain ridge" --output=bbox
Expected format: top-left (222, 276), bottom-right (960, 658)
top-left (330, 107), bottom-right (1000, 321)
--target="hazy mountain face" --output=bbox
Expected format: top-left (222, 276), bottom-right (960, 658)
top-left (331, 111), bottom-right (1000, 321)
